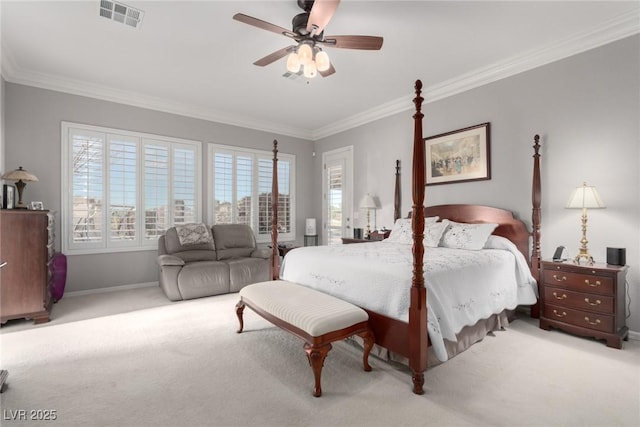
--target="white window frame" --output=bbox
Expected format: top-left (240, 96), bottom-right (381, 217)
top-left (61, 122), bottom-right (202, 254)
top-left (208, 143), bottom-right (296, 243)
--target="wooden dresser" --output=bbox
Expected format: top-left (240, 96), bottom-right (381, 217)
top-left (539, 260), bottom-right (628, 348)
top-left (0, 210), bottom-right (54, 324)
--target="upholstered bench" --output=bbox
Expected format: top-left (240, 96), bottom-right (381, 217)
top-left (236, 280), bottom-right (375, 397)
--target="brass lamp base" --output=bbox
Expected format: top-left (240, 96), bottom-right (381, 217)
top-left (573, 252), bottom-right (594, 265)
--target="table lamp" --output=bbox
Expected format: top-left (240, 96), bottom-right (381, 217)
top-left (566, 182), bottom-right (605, 265)
top-left (359, 193), bottom-right (377, 239)
top-left (1, 166), bottom-right (39, 209)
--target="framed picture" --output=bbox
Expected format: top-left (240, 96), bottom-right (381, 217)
top-left (2, 184), bottom-right (15, 209)
top-left (425, 122), bottom-right (491, 186)
top-left (31, 201), bottom-right (44, 210)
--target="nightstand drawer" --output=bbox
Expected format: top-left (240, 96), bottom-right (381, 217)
top-left (542, 269), bottom-right (614, 295)
top-left (543, 304), bottom-right (614, 333)
top-left (543, 287), bottom-right (614, 315)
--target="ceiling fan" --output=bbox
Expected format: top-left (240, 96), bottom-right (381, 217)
top-left (233, 0), bottom-right (383, 78)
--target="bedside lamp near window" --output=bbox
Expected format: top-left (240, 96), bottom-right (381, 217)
top-left (566, 182), bottom-right (605, 265)
top-left (1, 166), bottom-right (39, 209)
top-left (360, 193), bottom-right (378, 239)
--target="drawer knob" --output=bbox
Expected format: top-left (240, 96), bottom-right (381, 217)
top-left (553, 309), bottom-right (567, 318)
top-left (584, 317), bottom-right (601, 326)
top-left (552, 274), bottom-right (567, 282)
top-left (552, 292), bottom-right (567, 300)
top-left (584, 298), bottom-right (601, 306)
top-left (584, 279), bottom-right (601, 287)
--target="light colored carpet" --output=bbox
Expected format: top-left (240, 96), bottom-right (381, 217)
top-left (1, 286), bottom-right (639, 427)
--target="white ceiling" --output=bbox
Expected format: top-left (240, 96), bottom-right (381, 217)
top-left (2, 1), bottom-right (639, 140)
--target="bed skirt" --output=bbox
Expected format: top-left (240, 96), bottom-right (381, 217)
top-left (349, 310), bottom-right (512, 366)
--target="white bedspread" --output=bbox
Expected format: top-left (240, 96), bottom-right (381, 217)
top-left (281, 235), bottom-right (537, 362)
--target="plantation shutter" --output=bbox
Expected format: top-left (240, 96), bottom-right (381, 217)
top-left (70, 128), bottom-right (105, 248)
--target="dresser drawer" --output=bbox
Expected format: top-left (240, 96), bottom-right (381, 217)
top-left (543, 286), bottom-right (614, 315)
top-left (543, 304), bottom-right (614, 333)
top-left (542, 269), bottom-right (613, 295)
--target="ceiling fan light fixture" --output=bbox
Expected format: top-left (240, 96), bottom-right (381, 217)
top-left (315, 50), bottom-right (330, 72)
top-left (286, 51), bottom-right (301, 73)
top-left (303, 61), bottom-right (318, 78)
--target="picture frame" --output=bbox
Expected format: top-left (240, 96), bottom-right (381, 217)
top-left (425, 122), bottom-right (491, 186)
top-left (31, 201), bottom-right (44, 210)
top-left (2, 184), bottom-right (15, 209)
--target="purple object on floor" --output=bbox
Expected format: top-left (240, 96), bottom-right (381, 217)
top-left (49, 253), bottom-right (67, 302)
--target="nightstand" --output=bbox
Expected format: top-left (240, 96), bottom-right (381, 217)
top-left (369, 229), bottom-right (391, 241)
top-left (539, 260), bottom-right (628, 348)
top-left (341, 238), bottom-right (372, 244)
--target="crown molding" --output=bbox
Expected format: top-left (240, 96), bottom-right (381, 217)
top-left (1, 47), bottom-right (313, 140)
top-left (313, 8), bottom-right (640, 141)
top-left (3, 8), bottom-right (638, 142)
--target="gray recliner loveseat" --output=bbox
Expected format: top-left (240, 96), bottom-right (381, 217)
top-left (157, 223), bottom-right (272, 301)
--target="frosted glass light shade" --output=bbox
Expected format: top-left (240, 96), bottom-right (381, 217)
top-left (286, 52), bottom-right (300, 73)
top-left (298, 43), bottom-right (313, 66)
top-left (303, 61), bottom-right (317, 78)
top-left (315, 50), bottom-right (330, 72)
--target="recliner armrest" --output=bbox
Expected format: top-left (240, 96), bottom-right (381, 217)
top-left (251, 248), bottom-right (272, 259)
top-left (157, 254), bottom-right (185, 267)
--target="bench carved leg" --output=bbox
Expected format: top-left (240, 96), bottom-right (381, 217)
top-left (235, 300), bottom-right (245, 333)
top-left (357, 329), bottom-right (374, 372)
top-left (304, 342), bottom-right (332, 397)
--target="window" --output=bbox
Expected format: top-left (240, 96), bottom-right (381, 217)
top-left (209, 144), bottom-right (295, 243)
top-left (62, 122), bottom-right (201, 254)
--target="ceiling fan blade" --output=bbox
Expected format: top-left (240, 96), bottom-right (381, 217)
top-left (321, 35), bottom-right (383, 50)
top-left (306, 0), bottom-right (340, 34)
top-left (253, 46), bottom-right (296, 67)
top-left (233, 13), bottom-right (297, 39)
top-left (319, 62), bottom-right (336, 78)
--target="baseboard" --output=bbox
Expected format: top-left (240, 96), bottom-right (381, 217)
top-left (628, 330), bottom-right (640, 341)
top-left (65, 281), bottom-right (158, 298)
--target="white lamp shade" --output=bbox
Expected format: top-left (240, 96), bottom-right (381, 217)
top-left (566, 182), bottom-right (605, 209)
top-left (359, 193), bottom-right (377, 209)
top-left (305, 218), bottom-right (317, 235)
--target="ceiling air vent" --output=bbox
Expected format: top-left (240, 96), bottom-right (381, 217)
top-left (99, 0), bottom-right (144, 29)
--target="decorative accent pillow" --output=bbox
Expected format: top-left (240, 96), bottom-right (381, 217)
top-left (175, 223), bottom-right (213, 246)
top-left (425, 216), bottom-right (439, 224)
top-left (439, 221), bottom-right (498, 250)
top-left (385, 218), bottom-right (412, 244)
top-left (424, 219), bottom-right (449, 248)
top-left (385, 217), bottom-right (442, 245)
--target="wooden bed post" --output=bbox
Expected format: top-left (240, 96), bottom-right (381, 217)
top-left (530, 134), bottom-right (542, 317)
top-left (409, 80), bottom-right (428, 395)
top-left (394, 160), bottom-right (401, 222)
top-left (271, 140), bottom-right (280, 280)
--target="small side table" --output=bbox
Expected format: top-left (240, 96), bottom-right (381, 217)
top-left (539, 260), bottom-right (628, 348)
top-left (304, 235), bottom-right (318, 246)
top-left (341, 238), bottom-right (372, 244)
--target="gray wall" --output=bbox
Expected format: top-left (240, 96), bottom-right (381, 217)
top-left (4, 84), bottom-right (314, 292)
top-left (314, 35), bottom-right (640, 333)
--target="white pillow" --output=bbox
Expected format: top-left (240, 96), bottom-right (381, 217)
top-left (386, 218), bottom-right (412, 244)
top-left (385, 217), bottom-right (443, 246)
top-left (425, 216), bottom-right (439, 224)
top-left (424, 219), bottom-right (449, 248)
top-left (439, 221), bottom-right (498, 250)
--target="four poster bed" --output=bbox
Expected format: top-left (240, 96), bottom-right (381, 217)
top-left (269, 80), bottom-right (542, 394)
